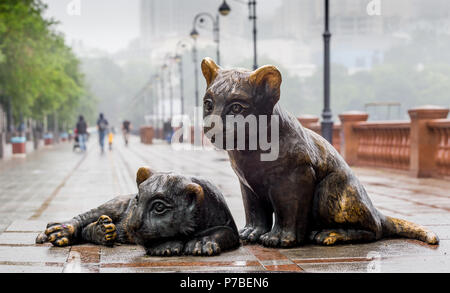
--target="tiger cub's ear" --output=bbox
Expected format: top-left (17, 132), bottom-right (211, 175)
top-left (136, 166), bottom-right (153, 187)
top-left (249, 65), bottom-right (282, 105)
top-left (201, 57), bottom-right (221, 88)
top-left (185, 183), bottom-right (204, 203)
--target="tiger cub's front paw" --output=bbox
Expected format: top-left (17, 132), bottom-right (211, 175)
top-left (84, 215), bottom-right (117, 246)
top-left (44, 222), bottom-right (77, 247)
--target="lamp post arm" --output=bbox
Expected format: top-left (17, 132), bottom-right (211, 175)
top-left (175, 39), bottom-right (193, 56)
top-left (193, 12), bottom-right (220, 64)
top-left (192, 12), bottom-right (217, 36)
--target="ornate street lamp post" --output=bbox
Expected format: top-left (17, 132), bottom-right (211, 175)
top-left (174, 40), bottom-right (192, 116)
top-left (225, 0), bottom-right (258, 70)
top-left (321, 0), bottom-right (333, 143)
top-left (219, 0), bottom-right (231, 16)
top-left (159, 67), bottom-right (166, 138)
top-left (151, 74), bottom-right (159, 131)
top-left (190, 31), bottom-right (200, 111)
top-left (190, 1), bottom-right (230, 108)
top-left (191, 1), bottom-right (230, 65)
top-left (191, 13), bottom-right (220, 64)
top-left (167, 65), bottom-right (173, 122)
top-left (189, 31), bottom-right (203, 146)
top-left (145, 83), bottom-right (154, 127)
top-left (153, 74), bottom-right (162, 139)
top-left (249, 0), bottom-right (257, 70)
top-left (162, 56), bottom-right (174, 123)
top-left (189, 1), bottom-right (230, 146)
top-left (174, 53), bottom-right (185, 116)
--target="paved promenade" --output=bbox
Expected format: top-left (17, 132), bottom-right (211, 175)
top-left (0, 135), bottom-right (449, 273)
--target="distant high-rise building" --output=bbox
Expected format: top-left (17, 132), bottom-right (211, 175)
top-left (272, 0), bottom-right (450, 40)
top-left (140, 0), bottom-right (247, 50)
top-left (269, 0), bottom-right (450, 73)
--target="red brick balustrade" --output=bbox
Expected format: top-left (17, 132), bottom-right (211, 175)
top-left (298, 115), bottom-right (341, 153)
top-left (298, 105), bottom-right (450, 179)
top-left (338, 111), bottom-right (369, 166)
top-left (332, 125), bottom-right (342, 154)
top-left (428, 119), bottom-right (450, 177)
top-left (408, 106), bottom-right (449, 178)
top-left (353, 121), bottom-right (410, 170)
top-left (297, 115), bottom-right (320, 129)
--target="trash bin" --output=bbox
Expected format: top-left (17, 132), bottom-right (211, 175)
top-left (60, 132), bottom-right (68, 142)
top-left (11, 136), bottom-right (26, 155)
top-left (140, 126), bottom-right (154, 145)
top-left (44, 133), bottom-right (53, 145)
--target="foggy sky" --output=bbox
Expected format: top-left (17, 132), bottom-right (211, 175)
top-left (42, 0), bottom-right (141, 53)
top-left (41, 0), bottom-right (282, 54)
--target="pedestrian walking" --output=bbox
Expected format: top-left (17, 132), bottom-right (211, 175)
top-left (122, 120), bottom-right (131, 146)
top-left (97, 113), bottom-right (109, 153)
top-left (76, 115), bottom-right (88, 151)
top-left (163, 120), bottom-right (173, 144)
top-left (108, 126), bottom-right (115, 151)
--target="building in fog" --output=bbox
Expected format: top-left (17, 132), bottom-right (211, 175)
top-left (272, 0), bottom-right (450, 39)
top-left (136, 0), bottom-right (450, 74)
top-left (140, 0), bottom-right (195, 46)
top-left (269, 0), bottom-right (450, 74)
top-left (138, 0), bottom-right (250, 67)
top-left (140, 0), bottom-right (246, 47)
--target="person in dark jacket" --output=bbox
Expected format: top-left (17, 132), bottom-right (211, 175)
top-left (97, 113), bottom-right (108, 153)
top-left (76, 115), bottom-right (88, 151)
top-left (122, 120), bottom-right (131, 146)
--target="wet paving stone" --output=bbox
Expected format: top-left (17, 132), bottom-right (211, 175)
top-left (403, 214), bottom-right (450, 225)
top-left (100, 245), bottom-right (145, 263)
top-left (298, 261), bottom-right (373, 273)
top-left (0, 232), bottom-right (39, 245)
top-left (100, 265), bottom-right (265, 273)
top-left (281, 239), bottom-right (449, 261)
top-left (101, 260), bottom-right (261, 269)
top-left (63, 247), bottom-right (101, 273)
top-left (370, 255), bottom-right (450, 273)
top-left (264, 264), bottom-right (303, 272)
top-left (0, 246), bottom-right (69, 264)
top-left (423, 225), bottom-right (450, 240)
top-left (0, 264), bottom-right (63, 273)
top-left (70, 245), bottom-right (101, 263)
top-left (299, 254), bottom-right (450, 273)
top-left (100, 245), bottom-right (258, 265)
top-left (245, 245), bottom-right (290, 261)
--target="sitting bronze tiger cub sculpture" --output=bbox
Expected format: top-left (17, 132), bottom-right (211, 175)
top-left (36, 167), bottom-right (240, 256)
top-left (200, 57), bottom-right (439, 248)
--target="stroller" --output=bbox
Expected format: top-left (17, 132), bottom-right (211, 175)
top-left (73, 129), bottom-right (81, 152)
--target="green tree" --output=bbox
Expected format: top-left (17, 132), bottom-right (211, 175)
top-left (0, 0), bottom-right (96, 133)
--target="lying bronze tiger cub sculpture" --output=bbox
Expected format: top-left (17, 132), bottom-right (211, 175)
top-left (36, 167), bottom-right (240, 256)
top-left (200, 57), bottom-right (439, 247)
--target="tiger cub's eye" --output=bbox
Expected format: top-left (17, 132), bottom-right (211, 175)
top-left (154, 203), bottom-right (165, 213)
top-left (231, 104), bottom-right (243, 114)
top-left (204, 100), bottom-right (213, 112)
